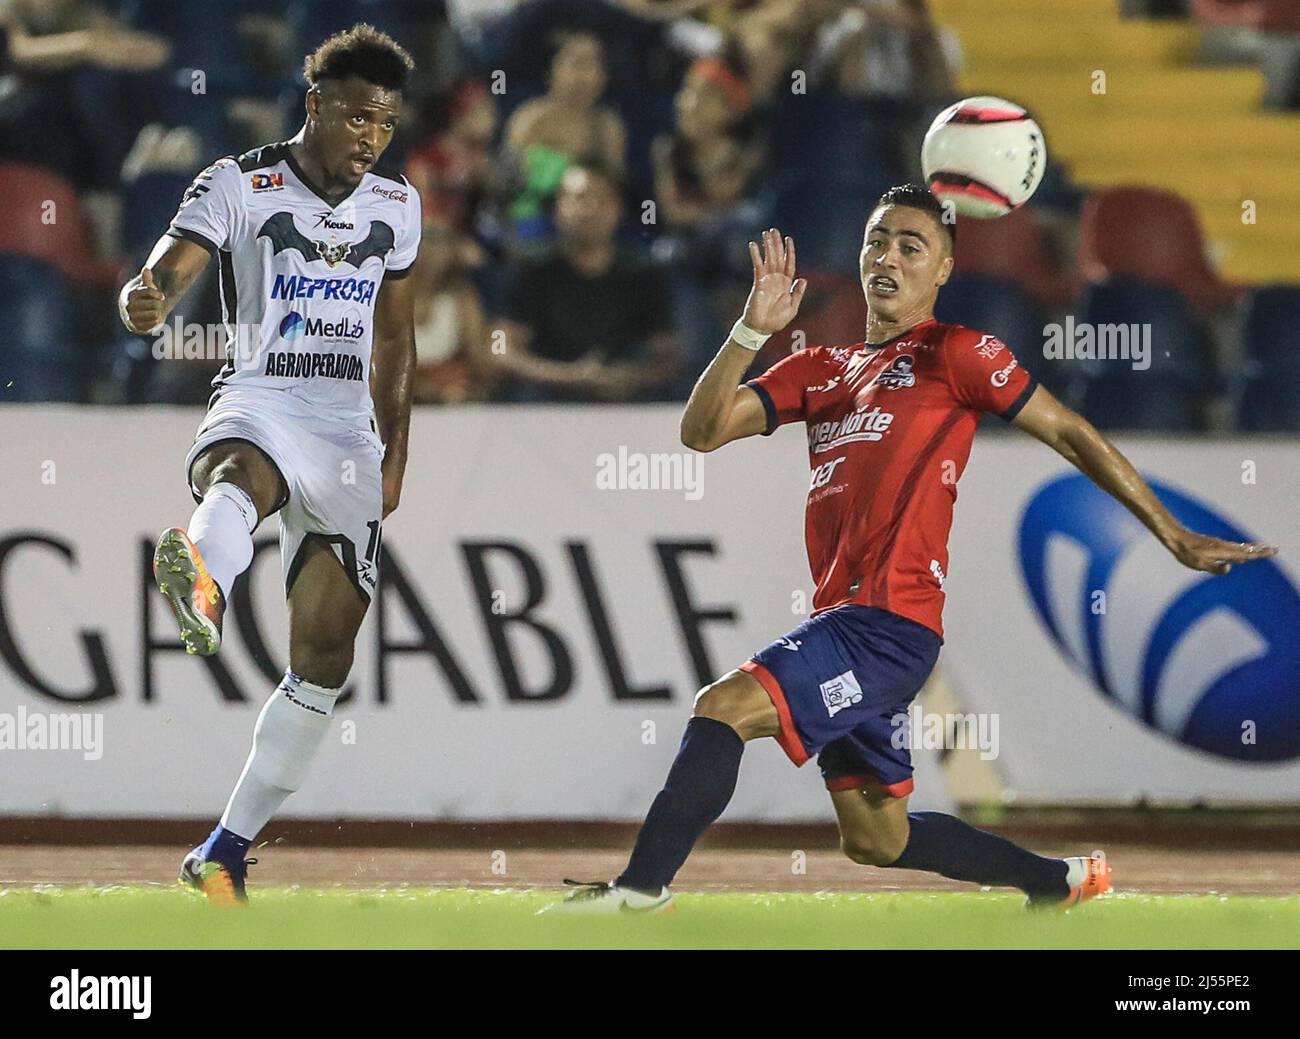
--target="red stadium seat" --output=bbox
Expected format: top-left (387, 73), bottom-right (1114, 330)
top-left (0, 163), bottom-right (121, 288)
top-left (1078, 186), bottom-right (1241, 310)
top-left (953, 207), bottom-right (1078, 309)
top-left (1190, 0), bottom-right (1300, 33)
top-left (758, 270), bottom-right (866, 366)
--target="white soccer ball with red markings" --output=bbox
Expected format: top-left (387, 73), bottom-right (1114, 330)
top-left (921, 96), bottom-right (1046, 219)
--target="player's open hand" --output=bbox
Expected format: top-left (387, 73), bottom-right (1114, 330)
top-left (119, 267), bottom-right (167, 334)
top-left (1167, 528), bottom-right (1277, 575)
top-left (742, 228), bottom-right (807, 335)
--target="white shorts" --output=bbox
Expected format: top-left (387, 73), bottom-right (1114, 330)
top-left (184, 386), bottom-right (386, 603)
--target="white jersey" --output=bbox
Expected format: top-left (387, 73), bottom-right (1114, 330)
top-left (168, 139), bottom-right (422, 425)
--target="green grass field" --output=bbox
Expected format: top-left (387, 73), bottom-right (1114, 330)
top-left (2, 887), bottom-right (1299, 949)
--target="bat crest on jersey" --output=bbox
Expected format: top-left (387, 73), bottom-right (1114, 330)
top-left (257, 212), bottom-right (395, 269)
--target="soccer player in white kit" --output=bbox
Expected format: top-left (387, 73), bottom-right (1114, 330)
top-left (117, 25), bottom-right (422, 904)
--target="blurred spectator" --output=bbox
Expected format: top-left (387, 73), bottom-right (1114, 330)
top-left (652, 55), bottom-right (762, 228)
top-left (411, 218), bottom-right (491, 404)
top-left (502, 30), bottom-right (627, 232)
top-left (445, 0), bottom-right (530, 71)
top-left (407, 78), bottom-right (500, 240)
top-left (611, 0), bottom-right (741, 20)
top-left (486, 163), bottom-right (680, 402)
top-left (0, 0), bottom-right (171, 188)
top-left (809, 0), bottom-right (958, 103)
top-left (722, 0), bottom-right (844, 106)
top-left (651, 54), bottom-right (769, 387)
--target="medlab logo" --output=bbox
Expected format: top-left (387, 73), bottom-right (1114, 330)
top-left (278, 310), bottom-right (364, 342)
top-left (1018, 473), bottom-right (1300, 762)
top-left (279, 311), bottom-right (306, 341)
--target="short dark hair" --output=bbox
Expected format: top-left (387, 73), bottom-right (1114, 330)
top-left (304, 23), bottom-right (415, 93)
top-left (872, 183), bottom-right (956, 248)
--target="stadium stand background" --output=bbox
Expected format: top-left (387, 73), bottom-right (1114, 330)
top-left (0, 0), bottom-right (1297, 431)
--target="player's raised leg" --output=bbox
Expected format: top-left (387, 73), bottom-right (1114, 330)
top-left (182, 536), bottom-right (367, 904)
top-left (154, 441), bottom-right (285, 656)
top-left (552, 670), bottom-right (778, 913)
top-left (830, 783), bottom-right (1110, 907)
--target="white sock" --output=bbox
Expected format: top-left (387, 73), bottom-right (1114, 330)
top-left (220, 670), bottom-right (340, 841)
top-left (187, 482), bottom-right (257, 601)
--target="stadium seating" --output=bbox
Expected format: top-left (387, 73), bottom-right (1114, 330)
top-left (0, 164), bottom-right (120, 288)
top-left (952, 206), bottom-right (1077, 308)
top-left (287, 0), bottom-right (413, 68)
top-left (1078, 186), bottom-right (1241, 311)
top-left (119, 0), bottom-right (269, 95)
top-left (1231, 284), bottom-right (1300, 430)
top-left (934, 272), bottom-right (1066, 395)
top-left (769, 93), bottom-right (901, 272)
top-left (759, 270), bottom-right (866, 366)
top-left (1071, 278), bottom-right (1211, 431)
top-left (1239, 284), bottom-right (1300, 370)
top-left (931, 0), bottom-right (1300, 284)
top-left (1233, 370), bottom-right (1300, 430)
top-left (1191, 0), bottom-right (1300, 32)
top-left (0, 256), bottom-right (83, 402)
top-left (121, 172), bottom-right (196, 266)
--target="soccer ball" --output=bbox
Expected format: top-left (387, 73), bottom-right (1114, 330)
top-left (921, 96), bottom-right (1046, 219)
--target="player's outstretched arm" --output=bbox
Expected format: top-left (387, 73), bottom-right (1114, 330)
top-left (680, 227), bottom-right (807, 452)
top-left (117, 235), bottom-right (212, 334)
top-left (1013, 384), bottom-right (1277, 574)
top-left (372, 275), bottom-right (417, 518)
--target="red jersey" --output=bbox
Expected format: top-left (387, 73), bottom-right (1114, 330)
top-left (747, 318), bottom-right (1036, 638)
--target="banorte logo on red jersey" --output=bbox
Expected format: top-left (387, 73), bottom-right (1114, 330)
top-left (808, 405), bottom-right (895, 454)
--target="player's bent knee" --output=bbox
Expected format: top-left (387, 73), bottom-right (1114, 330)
top-left (840, 832), bottom-right (907, 867)
top-left (691, 676), bottom-right (778, 741)
top-left (289, 646), bottom-right (353, 690)
top-left (195, 445), bottom-right (282, 518)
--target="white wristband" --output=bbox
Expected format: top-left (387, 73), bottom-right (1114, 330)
top-left (729, 319), bottom-right (771, 352)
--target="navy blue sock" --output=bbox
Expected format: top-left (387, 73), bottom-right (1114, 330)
top-left (617, 717), bottom-right (744, 892)
top-left (199, 824), bottom-right (251, 868)
top-left (887, 811), bottom-right (1068, 898)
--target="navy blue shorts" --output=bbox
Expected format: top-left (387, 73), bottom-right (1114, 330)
top-left (741, 605), bottom-right (941, 797)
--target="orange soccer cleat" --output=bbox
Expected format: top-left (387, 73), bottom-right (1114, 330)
top-left (153, 527), bottom-right (224, 656)
top-left (1030, 850), bottom-right (1112, 909)
top-left (179, 848), bottom-right (255, 906)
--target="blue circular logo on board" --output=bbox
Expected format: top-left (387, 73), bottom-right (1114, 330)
top-left (279, 311), bottom-right (305, 341)
top-left (1018, 473), bottom-right (1299, 762)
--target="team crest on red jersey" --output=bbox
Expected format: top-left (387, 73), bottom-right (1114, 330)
top-left (874, 354), bottom-right (917, 390)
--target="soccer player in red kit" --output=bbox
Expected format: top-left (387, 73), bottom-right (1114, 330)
top-left (553, 185), bottom-right (1276, 913)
